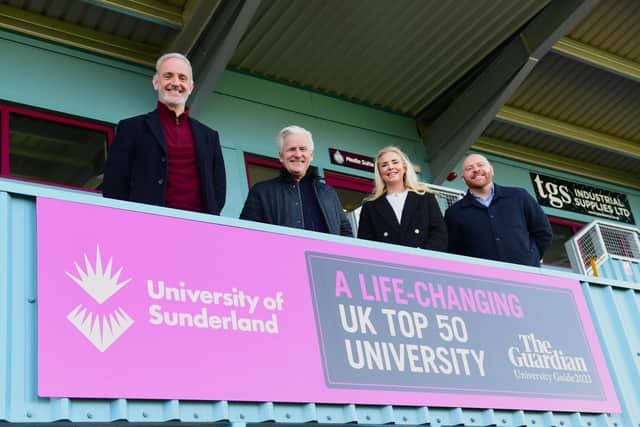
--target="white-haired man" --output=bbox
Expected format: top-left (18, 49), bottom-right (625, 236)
top-left (240, 126), bottom-right (352, 236)
top-left (103, 53), bottom-right (226, 215)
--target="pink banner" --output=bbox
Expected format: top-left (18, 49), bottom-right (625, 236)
top-left (37, 197), bottom-right (619, 413)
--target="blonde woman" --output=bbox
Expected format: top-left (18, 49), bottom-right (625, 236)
top-left (357, 146), bottom-right (447, 250)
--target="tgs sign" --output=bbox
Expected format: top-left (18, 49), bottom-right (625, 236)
top-left (530, 173), bottom-right (635, 224)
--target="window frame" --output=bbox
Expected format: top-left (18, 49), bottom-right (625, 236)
top-left (323, 170), bottom-right (374, 194)
top-left (244, 154), bottom-right (281, 188)
top-left (544, 216), bottom-right (585, 268)
top-left (0, 103), bottom-right (114, 192)
top-left (548, 216), bottom-right (583, 234)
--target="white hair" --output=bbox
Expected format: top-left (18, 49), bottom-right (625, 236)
top-left (276, 125), bottom-right (314, 153)
top-left (155, 53), bottom-right (192, 78)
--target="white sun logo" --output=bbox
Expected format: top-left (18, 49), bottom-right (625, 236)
top-left (66, 245), bottom-right (131, 304)
top-left (65, 245), bottom-right (134, 352)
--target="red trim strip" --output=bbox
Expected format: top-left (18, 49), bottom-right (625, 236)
top-left (6, 106), bottom-right (113, 133)
top-left (549, 216), bottom-right (584, 233)
top-left (324, 170), bottom-right (373, 193)
top-left (0, 109), bottom-right (9, 176)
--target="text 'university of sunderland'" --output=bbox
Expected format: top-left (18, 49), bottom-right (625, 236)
top-left (146, 280), bottom-right (284, 333)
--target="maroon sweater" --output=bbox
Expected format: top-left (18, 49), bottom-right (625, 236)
top-left (157, 102), bottom-right (204, 212)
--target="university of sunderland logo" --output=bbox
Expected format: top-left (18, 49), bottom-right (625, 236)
top-left (65, 245), bottom-right (134, 352)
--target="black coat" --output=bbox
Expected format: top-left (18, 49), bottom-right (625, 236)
top-left (357, 191), bottom-right (448, 251)
top-left (102, 109), bottom-right (226, 215)
top-left (240, 168), bottom-right (353, 236)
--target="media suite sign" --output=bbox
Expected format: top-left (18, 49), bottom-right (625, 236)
top-left (530, 173), bottom-right (635, 224)
top-left (329, 148), bottom-right (375, 172)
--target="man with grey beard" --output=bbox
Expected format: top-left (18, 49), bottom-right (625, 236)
top-left (103, 52), bottom-right (226, 215)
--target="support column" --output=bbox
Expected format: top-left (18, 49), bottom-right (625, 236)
top-left (418, 0), bottom-right (595, 184)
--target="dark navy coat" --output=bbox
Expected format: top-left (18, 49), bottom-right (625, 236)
top-left (357, 191), bottom-right (448, 251)
top-left (102, 109), bottom-right (226, 215)
top-left (240, 168), bottom-right (353, 236)
top-left (444, 184), bottom-right (552, 267)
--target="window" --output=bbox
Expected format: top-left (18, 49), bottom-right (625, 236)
top-left (323, 170), bottom-right (373, 213)
top-left (543, 217), bottom-right (584, 268)
top-left (244, 155), bottom-right (281, 188)
top-left (0, 104), bottom-right (113, 190)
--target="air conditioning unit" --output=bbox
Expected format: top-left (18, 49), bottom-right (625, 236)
top-left (565, 221), bottom-right (640, 277)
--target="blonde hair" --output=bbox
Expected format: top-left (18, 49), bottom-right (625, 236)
top-left (365, 146), bottom-right (432, 201)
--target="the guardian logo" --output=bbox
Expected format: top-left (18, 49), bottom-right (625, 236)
top-left (65, 245), bottom-right (134, 352)
top-left (508, 333), bottom-right (587, 372)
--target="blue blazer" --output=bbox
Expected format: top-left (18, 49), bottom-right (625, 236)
top-left (444, 184), bottom-right (552, 266)
top-left (103, 109), bottom-right (226, 215)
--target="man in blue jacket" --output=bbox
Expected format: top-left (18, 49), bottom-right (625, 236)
top-left (240, 126), bottom-right (352, 236)
top-left (444, 154), bottom-right (552, 267)
top-left (103, 53), bottom-right (226, 215)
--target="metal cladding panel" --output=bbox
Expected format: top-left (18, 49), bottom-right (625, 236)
top-left (230, 0), bottom-right (549, 116)
top-left (0, 191), bottom-right (38, 422)
top-left (507, 53), bottom-right (640, 143)
top-left (598, 258), bottom-right (640, 285)
top-left (483, 120), bottom-right (640, 173)
top-left (1, 0), bottom-right (177, 45)
top-left (568, 0), bottom-right (640, 63)
top-left (0, 192), bottom-right (8, 419)
top-left (582, 283), bottom-right (640, 426)
top-left (0, 186), bottom-right (635, 426)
